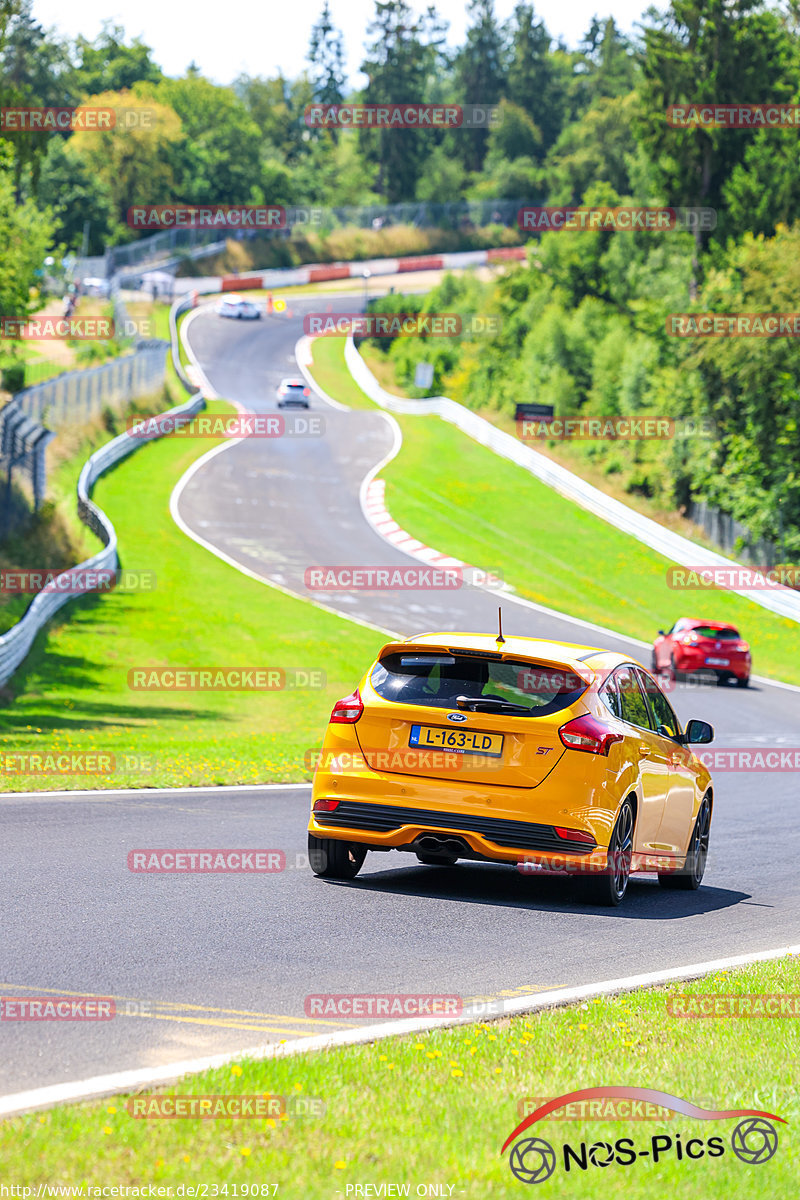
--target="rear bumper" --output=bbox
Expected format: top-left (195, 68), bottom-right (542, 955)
top-left (675, 648), bottom-right (749, 677)
top-left (308, 807), bottom-right (681, 874)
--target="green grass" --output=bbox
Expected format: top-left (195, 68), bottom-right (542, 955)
top-left (0, 399), bottom-right (384, 790)
top-left (308, 340), bottom-right (800, 684)
top-left (1, 956), bottom-right (796, 1196)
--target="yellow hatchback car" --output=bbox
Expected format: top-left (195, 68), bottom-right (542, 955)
top-left (308, 633), bottom-right (715, 905)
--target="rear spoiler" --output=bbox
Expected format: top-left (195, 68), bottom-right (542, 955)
top-left (376, 642), bottom-right (596, 688)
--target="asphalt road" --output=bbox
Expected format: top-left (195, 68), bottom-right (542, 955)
top-left (2, 297), bottom-right (799, 1105)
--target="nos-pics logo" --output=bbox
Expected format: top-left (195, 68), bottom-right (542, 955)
top-left (501, 1087), bottom-right (784, 1184)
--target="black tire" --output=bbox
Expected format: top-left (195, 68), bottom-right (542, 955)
top-left (308, 833), bottom-right (366, 880)
top-left (736, 675), bottom-right (750, 689)
top-left (415, 851), bottom-right (458, 866)
top-left (659, 796), bottom-right (710, 890)
top-left (581, 798), bottom-right (635, 907)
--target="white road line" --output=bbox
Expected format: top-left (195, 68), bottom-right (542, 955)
top-left (2, 941), bottom-right (798, 1118)
top-left (169, 323), bottom-right (397, 640)
top-left (0, 783), bottom-right (311, 802)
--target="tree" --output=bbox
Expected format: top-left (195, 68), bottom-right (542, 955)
top-left (0, 0), bottom-right (75, 194)
top-left (308, 1), bottom-right (346, 109)
top-left (149, 75), bottom-right (264, 205)
top-left (453, 0), bottom-right (506, 172)
top-left (66, 90), bottom-right (182, 231)
top-left (636, 0), bottom-right (796, 283)
top-left (72, 21), bottom-right (162, 94)
top-left (505, 3), bottom-right (565, 156)
top-left (360, 0), bottom-right (448, 202)
top-left (0, 144), bottom-right (54, 322)
top-left (36, 137), bottom-right (115, 252)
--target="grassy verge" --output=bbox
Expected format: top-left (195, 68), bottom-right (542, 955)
top-left (309, 340), bottom-right (800, 683)
top-left (1, 956), bottom-right (796, 1196)
top-left (0, 398), bottom-right (384, 789)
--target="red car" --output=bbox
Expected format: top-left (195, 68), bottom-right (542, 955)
top-left (652, 619), bottom-right (751, 688)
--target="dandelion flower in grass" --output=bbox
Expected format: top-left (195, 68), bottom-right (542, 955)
top-left (449, 1060), bottom-right (459, 1067)
top-left (266, 1118), bottom-right (276, 1129)
top-left (579, 1023), bottom-right (588, 1031)
top-left (494, 1068), bottom-right (502, 1075)
top-left (107, 1105), bottom-right (117, 1114)
top-left (414, 1042), bottom-right (425, 1050)
top-left (293, 1082), bottom-right (303, 1092)
top-left (334, 1161), bottom-right (347, 1171)
top-left (451, 1069), bottom-right (463, 1079)
top-left (378, 1054), bottom-right (388, 1061)
top-left (183, 1155), bottom-right (190, 1163)
top-left (240, 1148), bottom-right (251, 1157)
top-left (103, 1126), bottom-right (112, 1135)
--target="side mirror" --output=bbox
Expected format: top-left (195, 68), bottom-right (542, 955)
top-left (681, 719), bottom-right (714, 745)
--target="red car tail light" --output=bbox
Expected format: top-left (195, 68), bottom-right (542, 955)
top-left (680, 633), bottom-right (698, 645)
top-left (313, 798), bottom-right (340, 812)
top-left (559, 714), bottom-right (623, 756)
top-left (554, 825), bottom-right (596, 844)
top-left (330, 688), bottom-right (364, 723)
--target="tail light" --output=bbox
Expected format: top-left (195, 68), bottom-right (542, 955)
top-left (680, 633), bottom-right (698, 645)
top-left (303, 387), bottom-right (310, 396)
top-left (554, 825), bottom-right (596, 844)
top-left (313, 798), bottom-right (340, 812)
top-left (330, 688), bottom-right (363, 723)
top-left (559, 714), bottom-right (623, 756)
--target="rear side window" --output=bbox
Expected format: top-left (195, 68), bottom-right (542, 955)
top-left (599, 674), bottom-right (622, 719)
top-left (637, 669), bottom-right (681, 738)
top-left (370, 653), bottom-right (588, 716)
top-left (693, 626), bottom-right (739, 640)
top-left (615, 666), bottom-right (651, 729)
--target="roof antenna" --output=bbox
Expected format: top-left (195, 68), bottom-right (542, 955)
top-left (496, 605), bottom-right (506, 647)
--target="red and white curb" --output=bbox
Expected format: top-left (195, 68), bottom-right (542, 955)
top-left (363, 478), bottom-right (505, 588)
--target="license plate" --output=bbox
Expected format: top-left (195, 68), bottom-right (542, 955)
top-left (706, 657), bottom-right (729, 666)
top-left (409, 724), bottom-right (504, 757)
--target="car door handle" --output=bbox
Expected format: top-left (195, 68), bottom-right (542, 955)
top-left (638, 745), bottom-right (651, 758)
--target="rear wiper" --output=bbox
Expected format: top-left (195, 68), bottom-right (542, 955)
top-left (455, 695), bottom-right (530, 715)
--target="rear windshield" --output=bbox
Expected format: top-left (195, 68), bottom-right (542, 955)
top-left (693, 626), bottom-right (739, 640)
top-left (370, 652), bottom-right (588, 716)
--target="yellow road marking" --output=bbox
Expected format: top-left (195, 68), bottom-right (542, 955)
top-left (0, 983), bottom-right (351, 1028)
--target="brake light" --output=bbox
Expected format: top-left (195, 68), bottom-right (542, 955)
top-left (680, 633), bottom-right (698, 645)
top-left (558, 714), bottom-right (623, 756)
top-left (330, 688), bottom-right (363, 723)
top-left (313, 798), bottom-right (340, 812)
top-left (303, 388), bottom-right (310, 396)
top-left (554, 825), bottom-right (596, 844)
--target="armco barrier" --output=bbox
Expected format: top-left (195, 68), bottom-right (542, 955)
top-left (0, 297), bottom-right (204, 687)
top-left (343, 336), bottom-right (800, 626)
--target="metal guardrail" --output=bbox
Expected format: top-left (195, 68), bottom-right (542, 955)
top-left (0, 296), bottom-right (204, 687)
top-left (344, 337), bottom-right (800, 627)
top-left (105, 199), bottom-right (528, 276)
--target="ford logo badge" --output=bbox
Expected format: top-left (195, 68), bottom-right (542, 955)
top-left (447, 712), bottom-right (467, 722)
